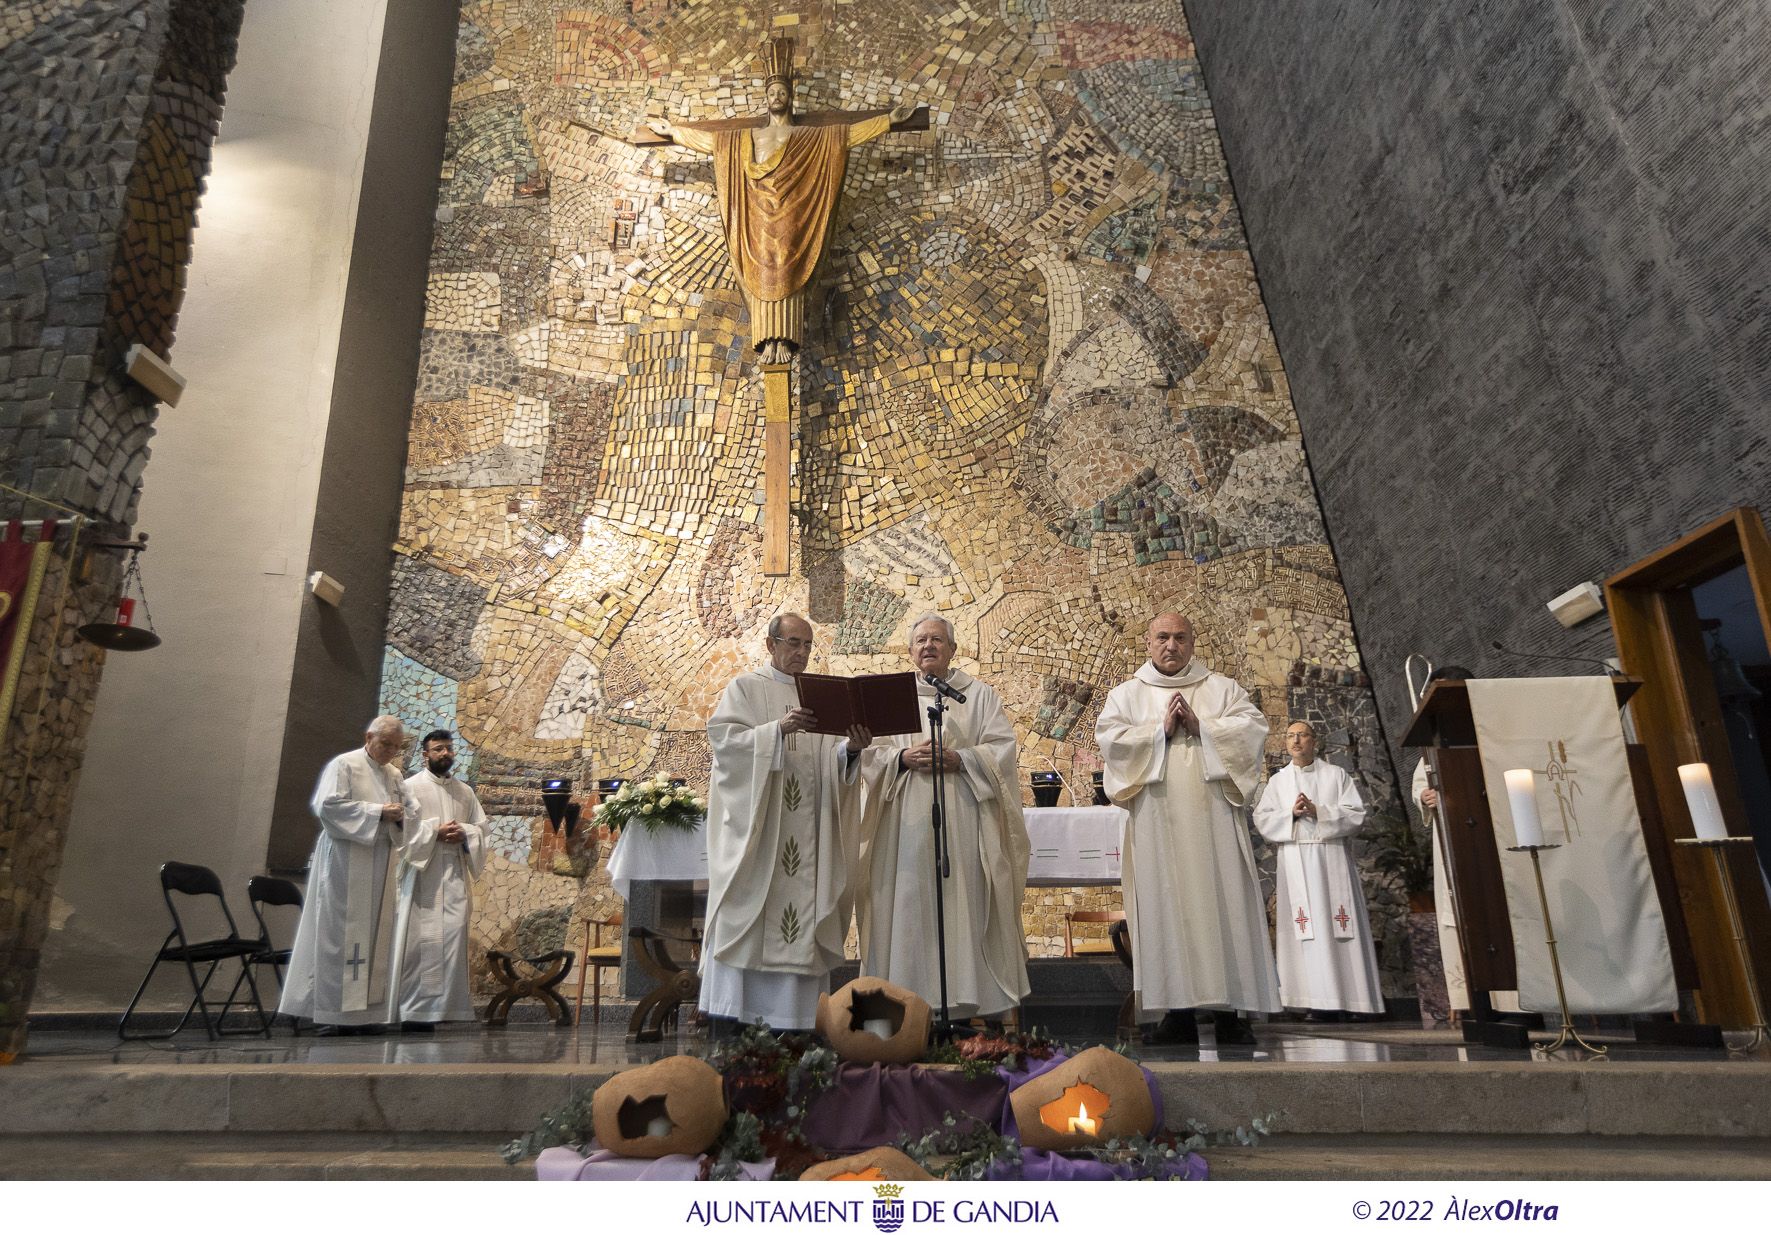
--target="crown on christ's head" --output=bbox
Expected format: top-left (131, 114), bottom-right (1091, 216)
top-left (762, 34), bottom-right (796, 87)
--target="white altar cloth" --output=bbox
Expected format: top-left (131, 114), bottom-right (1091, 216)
top-left (1024, 805), bottom-right (1126, 886)
top-left (607, 819), bottom-right (708, 900)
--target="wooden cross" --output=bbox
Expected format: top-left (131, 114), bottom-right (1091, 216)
top-left (636, 106), bottom-right (930, 576)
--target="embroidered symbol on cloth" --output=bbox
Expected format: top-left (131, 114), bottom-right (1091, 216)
top-left (1335, 904), bottom-right (1351, 931)
top-left (1293, 906), bottom-right (1310, 935)
top-left (780, 903), bottom-right (803, 945)
top-left (781, 835), bottom-right (802, 877)
top-left (782, 774), bottom-right (803, 813)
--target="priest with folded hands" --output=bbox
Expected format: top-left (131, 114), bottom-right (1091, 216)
top-left (1252, 720), bottom-right (1385, 1019)
top-left (1096, 612), bottom-right (1281, 1046)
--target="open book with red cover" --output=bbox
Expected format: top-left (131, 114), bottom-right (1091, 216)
top-left (793, 671), bottom-right (923, 737)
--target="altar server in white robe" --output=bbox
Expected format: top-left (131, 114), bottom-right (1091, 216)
top-left (1096, 613), bottom-right (1281, 1045)
top-left (857, 615), bottom-right (1031, 1020)
top-left (394, 729), bottom-right (488, 1029)
top-left (1253, 722), bottom-right (1384, 1016)
top-left (701, 613), bottom-right (872, 1030)
top-left (280, 716), bottom-right (417, 1032)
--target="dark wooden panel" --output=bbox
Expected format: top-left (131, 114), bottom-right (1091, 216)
top-left (1429, 747), bottom-right (1516, 992)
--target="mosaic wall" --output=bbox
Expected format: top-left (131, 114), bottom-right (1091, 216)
top-left (0, 0), bottom-right (244, 1055)
top-left (387, 0), bottom-right (1406, 1002)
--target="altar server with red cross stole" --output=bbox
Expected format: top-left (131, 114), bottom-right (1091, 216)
top-left (1252, 721), bottom-right (1385, 1017)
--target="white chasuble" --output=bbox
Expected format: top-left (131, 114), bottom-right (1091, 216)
top-left (701, 667), bottom-right (859, 1028)
top-left (394, 770), bottom-right (489, 1021)
top-left (1253, 760), bottom-right (1385, 1013)
top-left (279, 748), bottom-right (416, 1024)
top-left (1096, 660), bottom-right (1282, 1018)
top-left (856, 669), bottom-right (1032, 1019)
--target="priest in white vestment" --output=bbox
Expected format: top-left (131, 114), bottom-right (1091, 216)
top-left (279, 716), bottom-right (418, 1033)
top-left (395, 729), bottom-right (488, 1029)
top-left (701, 613), bottom-right (872, 1030)
top-left (857, 616), bottom-right (1030, 1020)
top-left (1096, 613), bottom-right (1281, 1045)
top-left (1253, 721), bottom-right (1384, 1016)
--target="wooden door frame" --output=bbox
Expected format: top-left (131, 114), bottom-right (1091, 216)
top-left (1606, 506), bottom-right (1771, 1025)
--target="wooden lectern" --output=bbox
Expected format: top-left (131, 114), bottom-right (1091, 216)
top-left (1400, 677), bottom-right (1699, 1047)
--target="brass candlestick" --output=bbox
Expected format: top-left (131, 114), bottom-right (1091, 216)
top-left (1507, 844), bottom-right (1608, 1056)
top-left (1676, 836), bottom-right (1769, 1054)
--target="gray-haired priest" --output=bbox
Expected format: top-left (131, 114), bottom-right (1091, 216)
top-left (1252, 721), bottom-right (1384, 1019)
top-left (280, 715), bottom-right (418, 1035)
top-left (857, 615), bottom-right (1031, 1021)
top-left (1095, 613), bottom-right (1280, 1046)
top-left (701, 613), bottom-right (872, 1031)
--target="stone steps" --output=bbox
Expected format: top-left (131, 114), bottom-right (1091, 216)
top-left (7, 1059), bottom-right (1770, 1138)
top-left (2, 1131), bottom-right (1765, 1181)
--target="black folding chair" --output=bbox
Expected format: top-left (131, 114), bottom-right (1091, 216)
top-left (118, 861), bottom-right (273, 1040)
top-left (224, 875), bottom-right (302, 1031)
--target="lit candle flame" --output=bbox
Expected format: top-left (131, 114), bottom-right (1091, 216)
top-left (1066, 1100), bottom-right (1098, 1136)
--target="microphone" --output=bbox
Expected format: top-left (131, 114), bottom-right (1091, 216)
top-left (925, 673), bottom-right (967, 703)
top-left (1488, 640), bottom-right (1620, 675)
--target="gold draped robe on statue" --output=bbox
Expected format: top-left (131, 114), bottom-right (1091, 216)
top-left (670, 115), bottom-right (891, 352)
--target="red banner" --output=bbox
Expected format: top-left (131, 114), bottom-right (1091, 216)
top-left (1, 519), bottom-right (56, 741)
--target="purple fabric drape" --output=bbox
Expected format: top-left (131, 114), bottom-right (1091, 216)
top-left (988, 1147), bottom-right (1209, 1181)
top-left (536, 1144), bottom-right (776, 1181)
top-left (799, 1061), bottom-right (1010, 1154)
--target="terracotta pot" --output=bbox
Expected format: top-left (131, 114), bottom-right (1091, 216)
top-left (1008, 1045), bottom-right (1155, 1151)
top-left (591, 1056), bottom-right (727, 1158)
top-left (799, 1147), bottom-right (932, 1181)
top-left (815, 976), bottom-right (931, 1065)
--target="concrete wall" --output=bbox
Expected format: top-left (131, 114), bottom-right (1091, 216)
top-left (40, 0), bottom-right (394, 1010)
top-left (1183, 0), bottom-right (1771, 770)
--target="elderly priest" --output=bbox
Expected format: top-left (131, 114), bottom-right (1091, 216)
top-left (1252, 721), bottom-right (1385, 1018)
top-left (857, 615), bottom-right (1030, 1021)
top-left (1096, 613), bottom-right (1280, 1045)
top-left (280, 715), bottom-right (418, 1034)
top-left (701, 613), bottom-right (872, 1031)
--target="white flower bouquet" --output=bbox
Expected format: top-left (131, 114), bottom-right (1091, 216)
top-left (593, 776), bottom-right (705, 835)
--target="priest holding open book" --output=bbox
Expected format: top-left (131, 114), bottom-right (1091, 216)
top-left (855, 615), bottom-right (1031, 1022)
top-left (700, 613), bottom-right (873, 1031)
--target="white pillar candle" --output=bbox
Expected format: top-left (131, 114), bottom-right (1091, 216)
top-left (862, 1017), bottom-right (894, 1040)
top-left (1504, 769), bottom-right (1544, 848)
top-left (1678, 763), bottom-right (1729, 841)
top-left (645, 1115), bottom-right (674, 1139)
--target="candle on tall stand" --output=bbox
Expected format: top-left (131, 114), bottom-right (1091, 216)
top-left (1504, 769), bottom-right (1545, 847)
top-left (1678, 763), bottom-right (1729, 840)
top-left (1674, 763), bottom-right (1767, 1051)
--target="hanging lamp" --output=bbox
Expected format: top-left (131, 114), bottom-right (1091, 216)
top-left (77, 535), bottom-right (160, 651)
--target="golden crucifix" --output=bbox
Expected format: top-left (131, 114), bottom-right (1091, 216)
top-left (639, 35), bottom-right (924, 575)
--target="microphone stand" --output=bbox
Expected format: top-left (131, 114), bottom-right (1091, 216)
top-left (924, 689), bottom-right (972, 1042)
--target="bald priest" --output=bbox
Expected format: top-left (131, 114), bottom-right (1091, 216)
top-left (700, 613), bottom-right (872, 1031)
top-left (1096, 613), bottom-right (1281, 1045)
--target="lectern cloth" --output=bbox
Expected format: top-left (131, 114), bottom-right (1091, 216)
top-left (1467, 676), bottom-right (1677, 1013)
